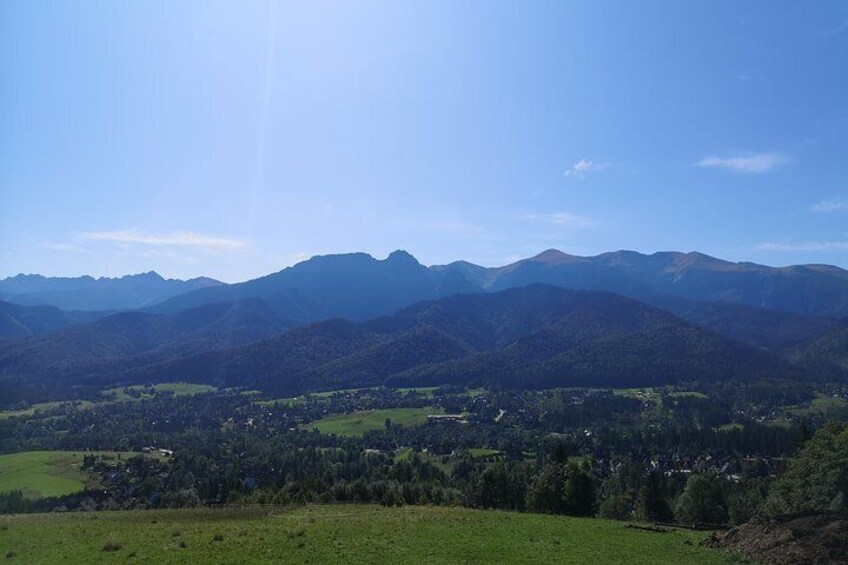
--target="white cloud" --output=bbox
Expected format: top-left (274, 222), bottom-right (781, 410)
top-left (758, 241), bottom-right (848, 252)
top-left (821, 19), bottom-right (848, 37)
top-left (697, 153), bottom-right (785, 173)
top-left (564, 159), bottom-right (608, 179)
top-left (79, 229), bottom-right (249, 252)
top-left (811, 198), bottom-right (848, 213)
top-left (45, 243), bottom-right (89, 254)
top-left (520, 212), bottom-right (595, 228)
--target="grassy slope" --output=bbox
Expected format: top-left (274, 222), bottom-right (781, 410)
top-left (0, 401), bottom-right (94, 421)
top-left (0, 505), bottom-right (735, 564)
top-left (0, 451), bottom-right (145, 499)
top-left (304, 407), bottom-right (443, 436)
top-left (101, 382), bottom-right (217, 401)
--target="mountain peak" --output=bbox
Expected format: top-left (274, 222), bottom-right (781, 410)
top-left (386, 249), bottom-right (420, 266)
top-left (530, 249), bottom-right (579, 263)
top-left (122, 271), bottom-right (165, 282)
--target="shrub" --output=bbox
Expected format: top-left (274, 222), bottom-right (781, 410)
top-left (763, 421), bottom-right (848, 517)
top-left (674, 475), bottom-right (728, 525)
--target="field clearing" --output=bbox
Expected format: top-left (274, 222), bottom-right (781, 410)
top-left (0, 383), bottom-right (218, 420)
top-left (0, 400), bottom-right (95, 421)
top-left (0, 451), bottom-right (149, 499)
top-left (0, 504), bottom-right (736, 564)
top-left (668, 391), bottom-right (709, 400)
top-left (785, 393), bottom-right (848, 417)
top-left (304, 407), bottom-right (443, 436)
top-left (468, 448), bottom-right (501, 458)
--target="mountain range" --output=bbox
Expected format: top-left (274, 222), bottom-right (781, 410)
top-left (148, 249), bottom-right (848, 321)
top-left (0, 249), bottom-right (846, 405)
top-left (0, 272), bottom-right (222, 311)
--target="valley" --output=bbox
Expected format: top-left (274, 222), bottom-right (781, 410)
top-left (1, 249), bottom-right (847, 564)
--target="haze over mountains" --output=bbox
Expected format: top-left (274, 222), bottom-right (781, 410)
top-left (0, 272), bottom-right (222, 311)
top-left (137, 285), bottom-right (795, 396)
top-left (1, 248), bottom-right (846, 405)
top-left (148, 249), bottom-right (848, 321)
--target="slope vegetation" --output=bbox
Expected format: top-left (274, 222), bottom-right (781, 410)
top-left (0, 504), bottom-right (735, 564)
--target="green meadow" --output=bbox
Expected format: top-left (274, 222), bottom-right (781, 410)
top-left (0, 400), bottom-right (94, 421)
top-left (304, 407), bottom-right (443, 436)
top-left (102, 382), bottom-right (218, 401)
top-left (0, 451), bottom-right (146, 499)
top-left (0, 504), bottom-right (736, 564)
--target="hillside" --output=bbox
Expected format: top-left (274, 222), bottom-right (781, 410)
top-left (0, 299), bottom-right (289, 402)
top-left (126, 285), bottom-right (801, 396)
top-left (790, 318), bottom-right (848, 380)
top-left (0, 301), bottom-right (104, 340)
top-left (0, 504), bottom-right (734, 564)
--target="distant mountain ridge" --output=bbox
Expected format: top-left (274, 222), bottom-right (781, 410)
top-left (148, 250), bottom-right (476, 323)
top-left (142, 249), bottom-right (845, 351)
top-left (0, 272), bottom-right (222, 311)
top-left (11, 249), bottom-right (848, 321)
top-left (436, 249), bottom-right (848, 319)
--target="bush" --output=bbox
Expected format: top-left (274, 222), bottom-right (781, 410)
top-left (598, 495), bottom-right (633, 520)
top-left (763, 421), bottom-right (848, 517)
top-left (674, 475), bottom-right (728, 525)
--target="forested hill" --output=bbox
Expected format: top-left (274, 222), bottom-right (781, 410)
top-left (124, 285), bottom-right (801, 396)
top-left (0, 301), bottom-right (103, 340)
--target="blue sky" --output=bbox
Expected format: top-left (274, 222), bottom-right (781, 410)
top-left (2, 1), bottom-right (847, 282)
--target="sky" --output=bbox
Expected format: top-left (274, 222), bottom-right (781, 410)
top-left (2, 1), bottom-right (848, 282)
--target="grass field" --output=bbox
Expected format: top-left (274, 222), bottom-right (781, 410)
top-left (0, 504), bottom-right (736, 564)
top-left (0, 451), bottom-right (146, 499)
top-left (0, 383), bottom-right (218, 421)
top-left (785, 393), bottom-right (848, 417)
top-left (468, 448), bottom-right (501, 458)
top-left (0, 400), bottom-right (95, 421)
top-left (102, 382), bottom-right (217, 401)
top-left (304, 407), bottom-right (443, 436)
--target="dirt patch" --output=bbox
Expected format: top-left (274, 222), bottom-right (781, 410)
top-left (702, 512), bottom-right (848, 565)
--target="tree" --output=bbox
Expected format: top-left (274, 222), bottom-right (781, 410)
top-left (637, 472), bottom-right (674, 523)
top-left (674, 474), bottom-right (728, 525)
top-left (763, 421), bottom-right (848, 516)
top-left (469, 463), bottom-right (527, 511)
top-left (527, 463), bottom-right (596, 516)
